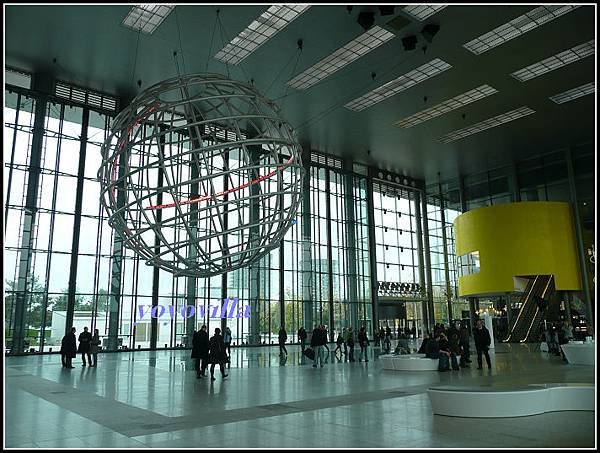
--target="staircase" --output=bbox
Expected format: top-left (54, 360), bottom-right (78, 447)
top-left (504, 275), bottom-right (555, 343)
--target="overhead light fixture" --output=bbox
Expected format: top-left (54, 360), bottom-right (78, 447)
top-left (214, 5), bottom-right (310, 65)
top-left (287, 26), bottom-right (395, 90)
top-left (402, 35), bottom-right (418, 51)
top-left (549, 82), bottom-right (595, 104)
top-left (402, 5), bottom-right (447, 21)
top-left (438, 106), bottom-right (535, 143)
top-left (122, 4), bottom-right (175, 34)
top-left (421, 23), bottom-right (440, 43)
top-left (463, 5), bottom-right (581, 55)
top-left (357, 11), bottom-right (375, 31)
top-left (395, 85), bottom-right (498, 128)
top-left (344, 58), bottom-right (452, 112)
top-left (510, 39), bottom-right (594, 82)
top-left (379, 6), bottom-right (395, 16)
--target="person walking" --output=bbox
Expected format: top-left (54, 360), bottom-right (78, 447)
top-left (474, 319), bottom-right (492, 369)
top-left (342, 327), bottom-right (348, 357)
top-left (384, 326), bottom-right (392, 353)
top-left (347, 327), bottom-right (356, 362)
top-left (298, 326), bottom-right (307, 352)
top-left (61, 327), bottom-right (77, 368)
top-left (78, 326), bottom-right (92, 366)
top-left (278, 326), bottom-right (288, 356)
top-left (208, 327), bottom-right (228, 381)
top-left (90, 328), bottom-right (101, 367)
top-left (223, 326), bottom-right (232, 359)
top-left (358, 326), bottom-right (369, 362)
top-left (334, 331), bottom-right (344, 359)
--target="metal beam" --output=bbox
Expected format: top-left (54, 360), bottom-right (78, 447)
top-left (66, 108), bottom-right (89, 332)
top-left (413, 191), bottom-right (428, 334)
top-left (11, 78), bottom-right (49, 355)
top-left (565, 147), bottom-right (594, 332)
top-left (365, 176), bottom-right (380, 332)
top-left (438, 177), bottom-right (453, 322)
top-left (420, 191), bottom-right (435, 327)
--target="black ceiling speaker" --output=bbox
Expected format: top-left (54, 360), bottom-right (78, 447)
top-left (379, 6), bottom-right (395, 16)
top-left (357, 11), bottom-right (375, 31)
top-left (402, 35), bottom-right (418, 51)
top-left (421, 23), bottom-right (440, 43)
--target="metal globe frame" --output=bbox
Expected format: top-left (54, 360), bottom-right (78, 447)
top-left (98, 73), bottom-right (304, 277)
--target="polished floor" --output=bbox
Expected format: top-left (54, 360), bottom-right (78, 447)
top-left (4, 341), bottom-right (596, 448)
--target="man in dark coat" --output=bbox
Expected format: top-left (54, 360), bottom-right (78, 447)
top-left (77, 326), bottom-right (92, 366)
top-left (61, 327), bottom-right (77, 368)
top-left (198, 325), bottom-right (209, 376)
top-left (298, 326), bottom-right (307, 352)
top-left (208, 327), bottom-right (228, 381)
top-left (278, 327), bottom-right (288, 356)
top-left (459, 322), bottom-right (471, 367)
top-left (358, 326), bottom-right (369, 362)
top-left (191, 330), bottom-right (202, 378)
top-left (473, 319), bottom-right (492, 369)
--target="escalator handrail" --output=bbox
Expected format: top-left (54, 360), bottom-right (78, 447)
top-left (505, 276), bottom-right (538, 341)
top-left (521, 276), bottom-right (554, 343)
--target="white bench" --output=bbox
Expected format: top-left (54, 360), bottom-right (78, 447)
top-left (428, 383), bottom-right (594, 418)
top-left (380, 353), bottom-right (460, 371)
top-left (561, 343), bottom-right (595, 366)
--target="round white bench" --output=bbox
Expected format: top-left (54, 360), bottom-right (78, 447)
top-left (380, 353), bottom-right (460, 371)
top-left (428, 383), bottom-right (594, 417)
top-left (561, 343), bottom-right (595, 366)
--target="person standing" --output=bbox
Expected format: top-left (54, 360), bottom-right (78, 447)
top-left (90, 328), bottom-right (101, 367)
top-left (191, 329), bottom-right (202, 378)
top-left (61, 327), bottom-right (77, 368)
top-left (342, 327), bottom-right (348, 357)
top-left (310, 325), bottom-right (322, 367)
top-left (298, 326), bottom-right (307, 352)
top-left (223, 326), bottom-right (232, 359)
top-left (358, 326), bottom-right (369, 362)
top-left (208, 327), bottom-right (228, 381)
top-left (474, 319), bottom-right (492, 369)
top-left (78, 326), bottom-right (92, 366)
top-left (198, 325), bottom-right (210, 376)
top-left (458, 322), bottom-right (471, 367)
top-left (384, 326), bottom-right (392, 353)
top-left (278, 326), bottom-right (288, 356)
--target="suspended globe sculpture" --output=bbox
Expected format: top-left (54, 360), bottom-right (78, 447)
top-left (99, 73), bottom-right (304, 277)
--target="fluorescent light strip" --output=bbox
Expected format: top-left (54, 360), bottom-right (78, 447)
top-left (464, 5), bottom-right (580, 55)
top-left (344, 58), bottom-right (451, 112)
top-left (438, 106), bottom-right (535, 143)
top-left (122, 4), bottom-right (175, 34)
top-left (214, 5), bottom-right (310, 65)
top-left (549, 82), bottom-right (595, 104)
top-left (402, 5), bottom-right (447, 21)
top-left (511, 39), bottom-right (594, 82)
top-left (287, 26), bottom-right (395, 90)
top-left (395, 84), bottom-right (498, 128)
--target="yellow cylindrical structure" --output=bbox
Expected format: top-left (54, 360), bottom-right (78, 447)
top-left (454, 201), bottom-right (581, 297)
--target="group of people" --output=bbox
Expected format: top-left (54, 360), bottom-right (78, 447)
top-left (418, 319), bottom-right (492, 371)
top-left (543, 320), bottom-right (574, 357)
top-left (191, 326), bottom-right (231, 381)
top-left (60, 326), bottom-right (101, 368)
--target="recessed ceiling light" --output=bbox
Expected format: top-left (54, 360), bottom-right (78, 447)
top-left (344, 58), bottom-right (451, 112)
top-left (438, 106), bottom-right (535, 143)
top-left (214, 5), bottom-right (310, 65)
top-left (463, 5), bottom-right (580, 55)
top-left (549, 82), bottom-right (595, 104)
top-left (510, 39), bottom-right (594, 82)
top-left (395, 84), bottom-right (498, 128)
top-left (122, 4), bottom-right (175, 34)
top-left (402, 5), bottom-right (447, 21)
top-left (287, 26), bottom-right (395, 90)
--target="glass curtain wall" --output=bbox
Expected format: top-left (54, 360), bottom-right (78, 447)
top-left (4, 85), bottom-right (374, 353)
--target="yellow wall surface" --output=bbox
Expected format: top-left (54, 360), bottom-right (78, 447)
top-left (454, 201), bottom-right (581, 297)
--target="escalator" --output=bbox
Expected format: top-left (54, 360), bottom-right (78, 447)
top-left (504, 275), bottom-right (555, 343)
